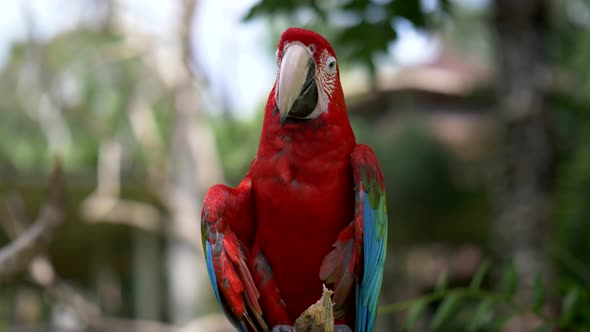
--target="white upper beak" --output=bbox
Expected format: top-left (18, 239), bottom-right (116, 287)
top-left (276, 43), bottom-right (313, 125)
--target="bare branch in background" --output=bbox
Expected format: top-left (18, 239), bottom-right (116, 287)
top-left (40, 279), bottom-right (233, 332)
top-left (81, 195), bottom-right (162, 233)
top-left (128, 87), bottom-right (168, 191)
top-left (0, 162), bottom-right (65, 284)
top-left (177, 0), bottom-right (223, 193)
top-left (1, 192), bottom-right (32, 238)
top-left (0, 164), bottom-right (230, 332)
top-left (95, 139), bottom-right (123, 197)
top-left (80, 137), bottom-right (163, 233)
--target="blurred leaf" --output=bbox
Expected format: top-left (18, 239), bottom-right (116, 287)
top-left (431, 294), bottom-right (459, 329)
top-left (533, 273), bottom-right (546, 314)
top-left (467, 299), bottom-right (493, 332)
top-left (341, 0), bottom-right (370, 12)
top-left (309, 0), bottom-right (327, 21)
top-left (439, 0), bottom-right (452, 12)
top-left (403, 300), bottom-right (427, 331)
top-left (560, 286), bottom-right (580, 325)
top-left (435, 270), bottom-right (449, 294)
top-left (470, 259), bottom-right (490, 290)
top-left (533, 323), bottom-right (553, 332)
top-left (336, 19), bottom-right (397, 68)
top-left (243, 0), bottom-right (307, 21)
top-left (502, 260), bottom-right (518, 301)
top-left (388, 0), bottom-right (426, 27)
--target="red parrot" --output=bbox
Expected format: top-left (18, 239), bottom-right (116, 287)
top-left (202, 27), bottom-right (388, 332)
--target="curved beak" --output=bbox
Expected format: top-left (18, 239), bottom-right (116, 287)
top-left (277, 43), bottom-right (318, 126)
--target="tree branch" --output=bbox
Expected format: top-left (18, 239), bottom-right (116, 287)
top-left (40, 279), bottom-right (235, 332)
top-left (0, 162), bottom-right (65, 284)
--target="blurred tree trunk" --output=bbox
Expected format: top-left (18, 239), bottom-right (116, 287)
top-left (491, 0), bottom-right (553, 305)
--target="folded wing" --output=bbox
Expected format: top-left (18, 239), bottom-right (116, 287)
top-left (202, 177), bottom-right (267, 332)
top-left (320, 144), bottom-right (388, 332)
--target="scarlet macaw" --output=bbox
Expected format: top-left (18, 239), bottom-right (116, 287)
top-left (202, 27), bottom-right (388, 332)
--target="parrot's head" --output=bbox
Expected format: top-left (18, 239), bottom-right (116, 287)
top-left (274, 28), bottom-right (344, 126)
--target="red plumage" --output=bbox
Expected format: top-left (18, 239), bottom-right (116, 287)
top-left (247, 28), bottom-right (356, 326)
top-left (202, 28), bottom-right (387, 331)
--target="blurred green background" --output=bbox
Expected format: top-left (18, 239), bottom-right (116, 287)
top-left (1, 0), bottom-right (590, 331)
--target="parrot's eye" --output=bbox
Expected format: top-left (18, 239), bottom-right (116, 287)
top-left (326, 57), bottom-right (337, 74)
top-left (309, 44), bottom-right (316, 53)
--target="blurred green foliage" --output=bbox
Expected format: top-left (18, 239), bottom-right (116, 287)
top-left (244, 0), bottom-right (450, 72)
top-left (211, 111), bottom-right (263, 186)
top-left (0, 28), bottom-right (174, 173)
top-left (0, 26), bottom-right (175, 323)
top-left (550, 1), bottom-right (590, 328)
top-left (351, 116), bottom-right (490, 245)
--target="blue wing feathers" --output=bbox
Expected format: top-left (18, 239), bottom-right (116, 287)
top-left (357, 192), bottom-right (387, 332)
top-left (320, 145), bottom-right (387, 332)
top-left (206, 242), bottom-right (222, 305)
top-left (320, 144), bottom-right (387, 332)
top-left (353, 146), bottom-right (388, 332)
top-left (357, 193), bottom-right (387, 331)
top-left (206, 239), bottom-right (245, 331)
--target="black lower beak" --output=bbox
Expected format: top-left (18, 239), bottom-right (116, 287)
top-left (285, 60), bottom-right (318, 123)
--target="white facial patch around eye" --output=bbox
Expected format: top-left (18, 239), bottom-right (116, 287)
top-left (325, 56), bottom-right (337, 75)
top-left (300, 49), bottom-right (336, 120)
top-left (318, 50), bottom-right (336, 96)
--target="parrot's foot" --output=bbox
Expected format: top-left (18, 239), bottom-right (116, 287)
top-left (270, 324), bottom-right (352, 332)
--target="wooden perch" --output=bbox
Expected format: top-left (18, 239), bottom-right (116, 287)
top-left (0, 162), bottom-right (65, 284)
top-left (273, 285), bottom-right (351, 332)
top-left (295, 285), bottom-right (335, 332)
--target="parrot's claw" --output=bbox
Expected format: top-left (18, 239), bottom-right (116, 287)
top-left (271, 324), bottom-right (351, 332)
